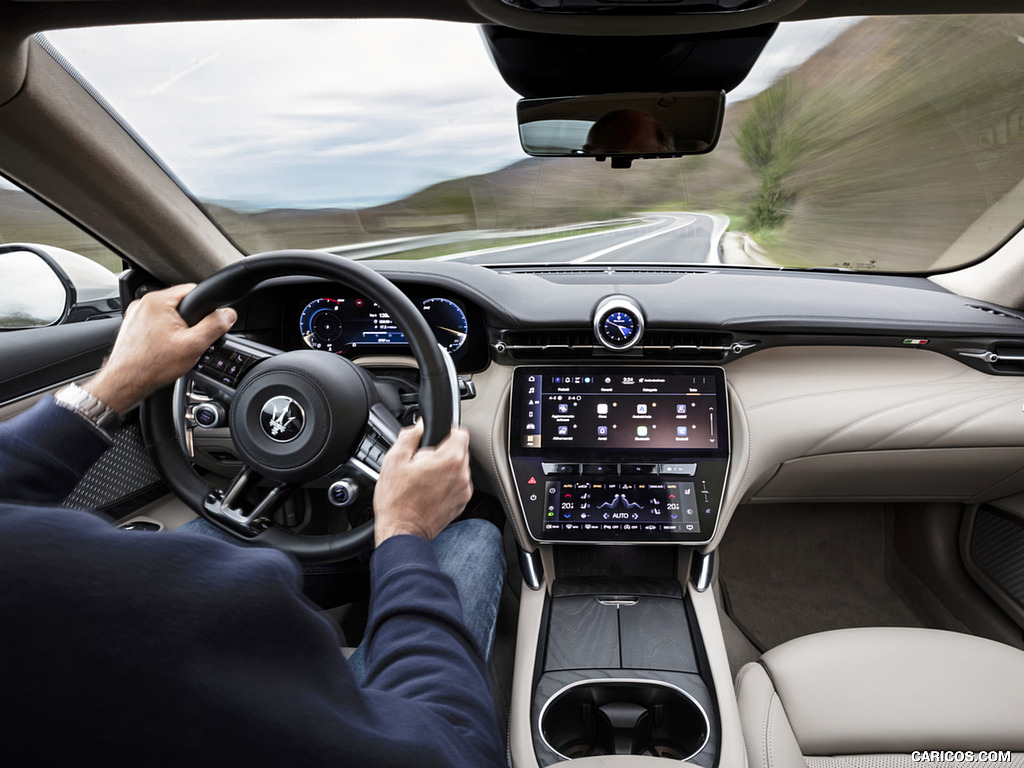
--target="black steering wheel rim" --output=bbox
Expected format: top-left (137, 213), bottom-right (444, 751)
top-left (141, 250), bottom-right (456, 562)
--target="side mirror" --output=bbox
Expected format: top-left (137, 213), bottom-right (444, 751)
top-left (518, 91), bottom-right (725, 168)
top-left (0, 244), bottom-right (121, 330)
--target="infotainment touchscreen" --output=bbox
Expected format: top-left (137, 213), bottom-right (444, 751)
top-left (512, 367), bottom-right (727, 456)
top-left (508, 366), bottom-right (729, 544)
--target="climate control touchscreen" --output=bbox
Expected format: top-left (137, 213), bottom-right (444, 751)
top-left (509, 366), bottom-right (729, 544)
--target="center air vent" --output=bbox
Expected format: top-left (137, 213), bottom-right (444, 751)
top-left (498, 330), bottom-right (596, 357)
top-left (497, 329), bottom-right (749, 361)
top-left (642, 331), bottom-right (735, 360)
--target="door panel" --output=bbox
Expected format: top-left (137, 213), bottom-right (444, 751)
top-left (0, 316), bottom-right (119, 406)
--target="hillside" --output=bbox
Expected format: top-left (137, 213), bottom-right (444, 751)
top-left (742, 15), bottom-right (1024, 271)
top-left (216, 142), bottom-right (755, 257)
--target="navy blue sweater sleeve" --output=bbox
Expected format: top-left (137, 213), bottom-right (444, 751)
top-left (0, 396), bottom-right (109, 503)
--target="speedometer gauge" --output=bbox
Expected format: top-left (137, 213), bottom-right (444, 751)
top-left (422, 297), bottom-right (469, 353)
top-left (299, 298), bottom-right (344, 352)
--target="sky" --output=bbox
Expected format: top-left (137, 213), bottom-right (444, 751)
top-left (46, 16), bottom-right (858, 211)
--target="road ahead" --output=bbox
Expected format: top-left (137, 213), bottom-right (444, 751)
top-left (440, 213), bottom-right (727, 266)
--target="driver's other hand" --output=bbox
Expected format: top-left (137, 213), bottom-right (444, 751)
top-left (84, 283), bottom-right (237, 415)
top-left (374, 421), bottom-right (473, 546)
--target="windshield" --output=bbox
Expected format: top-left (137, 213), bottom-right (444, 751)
top-left (46, 15), bottom-right (1024, 273)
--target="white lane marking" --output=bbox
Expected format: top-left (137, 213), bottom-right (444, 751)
top-left (569, 214), bottom-right (698, 264)
top-left (435, 217), bottom-right (655, 262)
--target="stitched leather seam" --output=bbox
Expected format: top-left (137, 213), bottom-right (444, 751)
top-left (766, 692), bottom-right (779, 768)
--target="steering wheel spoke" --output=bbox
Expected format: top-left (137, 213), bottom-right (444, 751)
top-left (346, 405), bottom-right (401, 480)
top-left (204, 465), bottom-right (294, 536)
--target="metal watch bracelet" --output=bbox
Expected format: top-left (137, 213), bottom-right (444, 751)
top-left (54, 382), bottom-right (123, 437)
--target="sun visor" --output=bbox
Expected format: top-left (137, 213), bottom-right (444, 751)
top-left (481, 23), bottom-right (776, 98)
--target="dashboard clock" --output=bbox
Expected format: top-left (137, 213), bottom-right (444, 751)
top-left (602, 311), bottom-right (635, 344)
top-left (594, 296), bottom-right (644, 351)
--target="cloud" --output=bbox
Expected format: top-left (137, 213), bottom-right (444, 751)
top-left (46, 17), bottom-right (850, 209)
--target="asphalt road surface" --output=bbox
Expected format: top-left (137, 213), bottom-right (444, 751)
top-left (442, 213), bottom-right (727, 266)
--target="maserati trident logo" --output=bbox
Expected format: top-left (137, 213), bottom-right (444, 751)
top-left (259, 396), bottom-right (305, 442)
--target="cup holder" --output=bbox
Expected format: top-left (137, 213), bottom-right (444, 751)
top-left (539, 679), bottom-right (709, 761)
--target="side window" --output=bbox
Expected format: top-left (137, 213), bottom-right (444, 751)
top-left (0, 179), bottom-right (122, 329)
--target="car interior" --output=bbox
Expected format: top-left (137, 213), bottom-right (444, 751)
top-left (4, 0), bottom-right (1024, 766)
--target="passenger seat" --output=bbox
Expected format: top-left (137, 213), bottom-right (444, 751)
top-left (736, 627), bottom-right (1024, 768)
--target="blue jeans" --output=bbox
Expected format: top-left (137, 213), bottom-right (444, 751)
top-left (178, 517), bottom-right (505, 685)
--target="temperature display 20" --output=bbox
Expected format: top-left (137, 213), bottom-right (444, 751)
top-left (543, 479), bottom-right (701, 534)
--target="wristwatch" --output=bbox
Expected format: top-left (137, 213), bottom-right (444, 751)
top-left (54, 382), bottom-right (123, 437)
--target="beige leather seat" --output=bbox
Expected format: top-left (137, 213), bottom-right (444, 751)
top-left (736, 628), bottom-right (1024, 768)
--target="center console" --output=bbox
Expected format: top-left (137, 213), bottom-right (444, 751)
top-left (508, 366), bottom-right (729, 544)
top-left (532, 571), bottom-right (720, 766)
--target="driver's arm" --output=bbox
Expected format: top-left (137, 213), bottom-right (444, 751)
top-left (85, 283), bottom-right (237, 415)
top-left (351, 423), bottom-right (505, 764)
top-left (0, 284), bottom-right (234, 503)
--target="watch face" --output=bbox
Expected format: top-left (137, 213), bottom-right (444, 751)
top-left (602, 311), bottom-right (636, 344)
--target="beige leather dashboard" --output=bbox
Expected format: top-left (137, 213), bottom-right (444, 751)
top-left (466, 346), bottom-right (1024, 552)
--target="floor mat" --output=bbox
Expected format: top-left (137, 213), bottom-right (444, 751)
top-left (718, 503), bottom-right (924, 651)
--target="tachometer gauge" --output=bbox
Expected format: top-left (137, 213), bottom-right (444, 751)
top-left (422, 297), bottom-right (469, 353)
top-left (299, 298), bottom-right (344, 352)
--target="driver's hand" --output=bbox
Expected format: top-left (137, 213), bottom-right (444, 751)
top-left (373, 421), bottom-right (473, 546)
top-left (84, 284), bottom-right (237, 415)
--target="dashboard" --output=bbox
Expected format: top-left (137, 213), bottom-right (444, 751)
top-left (213, 262), bottom-right (1024, 552)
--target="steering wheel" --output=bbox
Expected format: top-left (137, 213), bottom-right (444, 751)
top-left (141, 251), bottom-right (459, 563)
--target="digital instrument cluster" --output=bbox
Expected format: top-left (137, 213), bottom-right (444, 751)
top-left (296, 292), bottom-right (476, 361)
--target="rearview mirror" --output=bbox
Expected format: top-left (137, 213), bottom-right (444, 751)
top-left (517, 91), bottom-right (725, 168)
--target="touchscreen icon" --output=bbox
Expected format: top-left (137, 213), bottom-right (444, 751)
top-left (558, 426), bottom-right (568, 436)
top-left (558, 403), bottom-right (568, 414)
top-left (597, 426), bottom-right (608, 436)
top-left (596, 403), bottom-right (608, 415)
top-left (636, 426), bottom-right (648, 437)
top-left (637, 404), bottom-right (648, 414)
top-left (677, 426), bottom-right (688, 437)
top-left (676, 404), bottom-right (687, 415)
